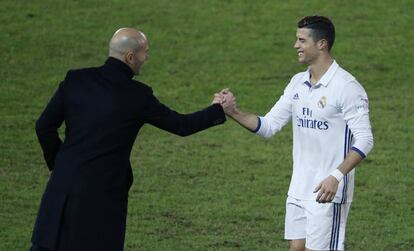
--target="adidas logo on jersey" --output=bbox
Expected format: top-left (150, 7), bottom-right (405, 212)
top-left (293, 93), bottom-right (299, 100)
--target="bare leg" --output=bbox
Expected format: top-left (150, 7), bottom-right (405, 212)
top-left (290, 239), bottom-right (305, 251)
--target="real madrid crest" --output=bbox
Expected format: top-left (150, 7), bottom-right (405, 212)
top-left (317, 96), bottom-right (327, 109)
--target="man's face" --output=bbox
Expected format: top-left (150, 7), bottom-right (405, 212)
top-left (294, 28), bottom-right (320, 64)
top-left (130, 41), bottom-right (149, 75)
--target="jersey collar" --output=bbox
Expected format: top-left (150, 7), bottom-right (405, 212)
top-left (301, 60), bottom-right (339, 87)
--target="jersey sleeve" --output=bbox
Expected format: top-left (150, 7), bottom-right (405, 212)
top-left (340, 80), bottom-right (374, 158)
top-left (255, 80), bottom-right (294, 138)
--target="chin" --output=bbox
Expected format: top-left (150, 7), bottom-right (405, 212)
top-left (298, 58), bottom-right (306, 64)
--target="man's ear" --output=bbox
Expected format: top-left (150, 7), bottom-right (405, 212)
top-left (318, 39), bottom-right (329, 51)
top-left (125, 51), bottom-right (134, 64)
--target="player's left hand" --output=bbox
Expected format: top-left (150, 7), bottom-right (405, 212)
top-left (314, 175), bottom-right (339, 203)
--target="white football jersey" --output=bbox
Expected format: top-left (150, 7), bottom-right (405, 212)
top-left (256, 60), bottom-right (373, 203)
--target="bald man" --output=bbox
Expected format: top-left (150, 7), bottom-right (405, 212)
top-left (30, 28), bottom-right (235, 251)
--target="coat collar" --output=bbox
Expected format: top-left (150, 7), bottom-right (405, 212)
top-left (104, 57), bottom-right (134, 79)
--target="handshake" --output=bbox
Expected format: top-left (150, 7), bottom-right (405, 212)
top-left (211, 88), bottom-right (237, 116)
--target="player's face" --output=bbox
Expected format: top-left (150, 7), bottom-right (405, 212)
top-left (294, 28), bottom-right (319, 65)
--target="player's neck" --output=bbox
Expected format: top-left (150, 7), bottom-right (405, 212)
top-left (308, 55), bottom-right (333, 85)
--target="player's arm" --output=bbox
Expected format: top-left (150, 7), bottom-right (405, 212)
top-left (336, 151), bottom-right (363, 177)
top-left (315, 81), bottom-right (374, 203)
top-left (220, 86), bottom-right (293, 138)
top-left (315, 150), bottom-right (364, 203)
top-left (315, 124), bottom-right (373, 203)
top-left (332, 120), bottom-right (373, 180)
top-left (335, 80), bottom-right (374, 176)
top-left (227, 108), bottom-right (260, 132)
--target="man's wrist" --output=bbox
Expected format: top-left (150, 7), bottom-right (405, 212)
top-left (227, 107), bottom-right (239, 118)
top-left (330, 169), bottom-right (344, 182)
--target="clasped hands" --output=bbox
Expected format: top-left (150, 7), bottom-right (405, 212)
top-left (211, 88), bottom-right (237, 115)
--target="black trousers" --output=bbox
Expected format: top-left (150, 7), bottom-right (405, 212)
top-left (30, 244), bottom-right (51, 251)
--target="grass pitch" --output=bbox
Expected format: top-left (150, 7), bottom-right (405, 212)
top-left (0, 0), bottom-right (413, 250)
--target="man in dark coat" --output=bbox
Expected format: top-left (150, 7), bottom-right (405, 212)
top-left (30, 28), bottom-right (235, 251)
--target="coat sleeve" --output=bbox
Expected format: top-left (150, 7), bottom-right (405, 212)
top-left (35, 81), bottom-right (65, 170)
top-left (143, 89), bottom-right (226, 136)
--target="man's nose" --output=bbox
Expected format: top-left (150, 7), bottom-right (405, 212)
top-left (293, 41), bottom-right (299, 49)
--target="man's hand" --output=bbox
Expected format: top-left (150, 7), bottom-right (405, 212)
top-left (314, 175), bottom-right (339, 203)
top-left (212, 88), bottom-right (236, 115)
top-left (212, 93), bottom-right (224, 104)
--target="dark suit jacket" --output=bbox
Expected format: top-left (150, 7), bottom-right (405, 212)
top-left (31, 57), bottom-right (226, 250)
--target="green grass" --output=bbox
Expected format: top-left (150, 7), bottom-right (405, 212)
top-left (1, 0), bottom-right (413, 250)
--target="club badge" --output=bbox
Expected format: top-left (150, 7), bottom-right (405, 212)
top-left (317, 96), bottom-right (327, 109)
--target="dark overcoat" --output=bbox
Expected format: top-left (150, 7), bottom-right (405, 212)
top-left (31, 57), bottom-right (226, 250)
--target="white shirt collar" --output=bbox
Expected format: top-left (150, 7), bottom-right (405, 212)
top-left (301, 60), bottom-right (339, 87)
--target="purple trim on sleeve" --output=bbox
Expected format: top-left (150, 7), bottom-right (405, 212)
top-left (252, 117), bottom-right (261, 133)
top-left (351, 146), bottom-right (366, 159)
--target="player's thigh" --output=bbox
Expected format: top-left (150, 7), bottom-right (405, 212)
top-left (285, 196), bottom-right (306, 240)
top-left (304, 202), bottom-right (351, 251)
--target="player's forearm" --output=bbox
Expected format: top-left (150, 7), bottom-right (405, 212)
top-left (337, 150), bottom-right (363, 176)
top-left (228, 108), bottom-right (259, 132)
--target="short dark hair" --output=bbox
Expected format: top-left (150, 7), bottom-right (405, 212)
top-left (297, 16), bottom-right (335, 51)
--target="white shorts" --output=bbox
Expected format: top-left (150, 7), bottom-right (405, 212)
top-left (284, 196), bottom-right (351, 250)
